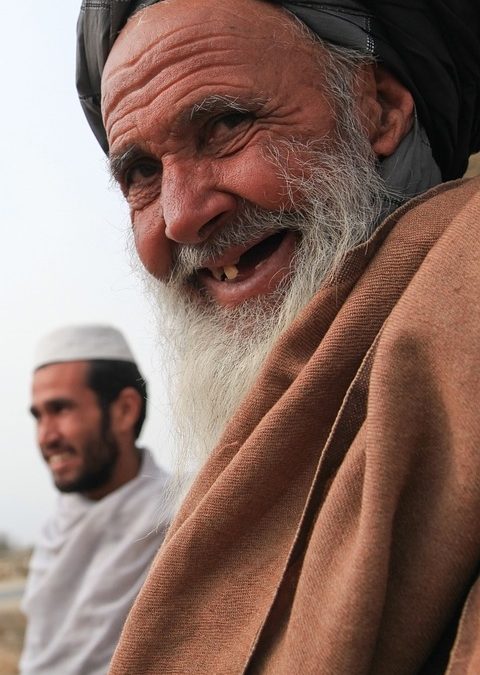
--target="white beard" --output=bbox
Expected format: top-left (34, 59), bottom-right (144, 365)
top-left (133, 128), bottom-right (391, 508)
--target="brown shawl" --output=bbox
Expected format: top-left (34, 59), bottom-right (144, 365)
top-left (110, 177), bottom-right (480, 674)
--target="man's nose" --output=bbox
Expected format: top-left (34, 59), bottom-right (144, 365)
top-left (37, 418), bottom-right (61, 449)
top-left (160, 159), bottom-right (236, 244)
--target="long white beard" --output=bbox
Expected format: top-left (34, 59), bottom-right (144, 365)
top-left (134, 129), bottom-right (391, 506)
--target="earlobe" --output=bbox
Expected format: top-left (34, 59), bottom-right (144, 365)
top-left (370, 65), bottom-right (415, 157)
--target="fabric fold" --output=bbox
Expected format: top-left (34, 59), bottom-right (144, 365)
top-left (109, 178), bottom-right (480, 674)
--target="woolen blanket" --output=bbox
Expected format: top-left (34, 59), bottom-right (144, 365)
top-left (110, 177), bottom-right (480, 674)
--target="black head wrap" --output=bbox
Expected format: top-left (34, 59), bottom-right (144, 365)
top-left (77, 0), bottom-right (480, 179)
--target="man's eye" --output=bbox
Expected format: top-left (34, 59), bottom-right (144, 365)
top-left (52, 403), bottom-right (70, 414)
top-left (206, 112), bottom-right (252, 145)
top-left (217, 112), bottom-right (249, 130)
top-left (125, 162), bottom-right (160, 187)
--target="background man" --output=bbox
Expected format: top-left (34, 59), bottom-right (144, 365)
top-left (77, 0), bottom-right (480, 672)
top-left (20, 324), bottom-right (169, 675)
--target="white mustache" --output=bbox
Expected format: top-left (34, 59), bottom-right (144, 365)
top-left (169, 202), bottom-right (302, 283)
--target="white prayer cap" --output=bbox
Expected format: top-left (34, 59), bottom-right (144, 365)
top-left (33, 324), bottom-right (137, 371)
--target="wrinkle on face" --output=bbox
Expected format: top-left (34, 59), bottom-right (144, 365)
top-left (102, 0), bottom-right (323, 150)
top-left (101, 0), bottom-right (341, 283)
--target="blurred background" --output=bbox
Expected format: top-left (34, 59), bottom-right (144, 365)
top-left (0, 4), bottom-right (174, 669)
top-left (0, 2), bottom-right (479, 672)
top-left (0, 3), bottom-right (174, 550)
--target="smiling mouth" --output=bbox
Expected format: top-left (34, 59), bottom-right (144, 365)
top-left (44, 450), bottom-right (77, 471)
top-left (192, 230), bottom-right (297, 307)
top-left (202, 231), bottom-right (289, 282)
top-left (48, 453), bottom-right (72, 467)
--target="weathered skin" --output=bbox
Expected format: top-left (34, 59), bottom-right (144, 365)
top-left (102, 0), bottom-right (412, 307)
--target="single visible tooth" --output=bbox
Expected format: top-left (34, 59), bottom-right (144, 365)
top-left (223, 265), bottom-right (239, 280)
top-left (211, 268), bottom-right (223, 281)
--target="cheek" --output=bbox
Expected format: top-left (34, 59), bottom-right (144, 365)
top-left (132, 204), bottom-right (172, 279)
top-left (220, 149), bottom-right (299, 211)
top-left (53, 420), bottom-right (79, 450)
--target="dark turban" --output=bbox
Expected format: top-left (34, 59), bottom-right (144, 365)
top-left (77, 0), bottom-right (480, 180)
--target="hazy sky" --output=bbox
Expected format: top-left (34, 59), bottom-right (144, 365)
top-left (1, 2), bottom-right (173, 545)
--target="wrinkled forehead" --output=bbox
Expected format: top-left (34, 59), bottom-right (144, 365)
top-left (101, 0), bottom-right (312, 148)
top-left (102, 0), bottom-right (296, 90)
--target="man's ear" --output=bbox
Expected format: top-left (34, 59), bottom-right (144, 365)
top-left (369, 64), bottom-right (415, 158)
top-left (109, 387), bottom-right (142, 435)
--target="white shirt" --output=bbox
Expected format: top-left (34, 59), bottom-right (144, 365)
top-left (20, 449), bottom-right (170, 675)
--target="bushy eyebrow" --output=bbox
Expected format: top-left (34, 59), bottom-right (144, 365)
top-left (189, 95), bottom-right (252, 119)
top-left (29, 397), bottom-right (74, 419)
top-left (185, 94), bottom-right (267, 126)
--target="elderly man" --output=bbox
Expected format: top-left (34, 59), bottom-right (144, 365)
top-left (21, 325), bottom-right (170, 675)
top-left (76, 1), bottom-right (480, 672)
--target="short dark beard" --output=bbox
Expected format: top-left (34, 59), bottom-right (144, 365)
top-left (55, 411), bottom-right (120, 495)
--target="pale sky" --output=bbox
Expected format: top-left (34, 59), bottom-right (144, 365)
top-left (0, 2), bottom-right (173, 546)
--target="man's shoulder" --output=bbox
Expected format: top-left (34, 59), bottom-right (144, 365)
top-left (111, 449), bottom-right (171, 527)
top-left (376, 176), bottom-right (480, 308)
top-left (402, 176), bottom-right (480, 282)
top-left (378, 176), bottom-right (480, 356)
top-left (138, 447), bottom-right (170, 483)
top-left (396, 175), bottom-right (480, 234)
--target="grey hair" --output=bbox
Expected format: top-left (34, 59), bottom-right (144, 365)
top-left (275, 7), bottom-right (376, 136)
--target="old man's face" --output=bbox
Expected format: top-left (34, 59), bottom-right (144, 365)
top-left (102, 0), bottom-right (382, 308)
top-left (102, 0), bottom-right (392, 471)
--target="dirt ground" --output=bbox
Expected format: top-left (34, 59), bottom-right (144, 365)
top-left (0, 609), bottom-right (26, 675)
top-left (0, 550), bottom-right (30, 675)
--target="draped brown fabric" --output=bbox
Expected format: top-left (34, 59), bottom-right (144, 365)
top-left (109, 177), bottom-right (480, 674)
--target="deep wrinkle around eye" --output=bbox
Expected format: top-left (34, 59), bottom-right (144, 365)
top-left (125, 161), bottom-right (161, 188)
top-left (203, 111), bottom-right (254, 148)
